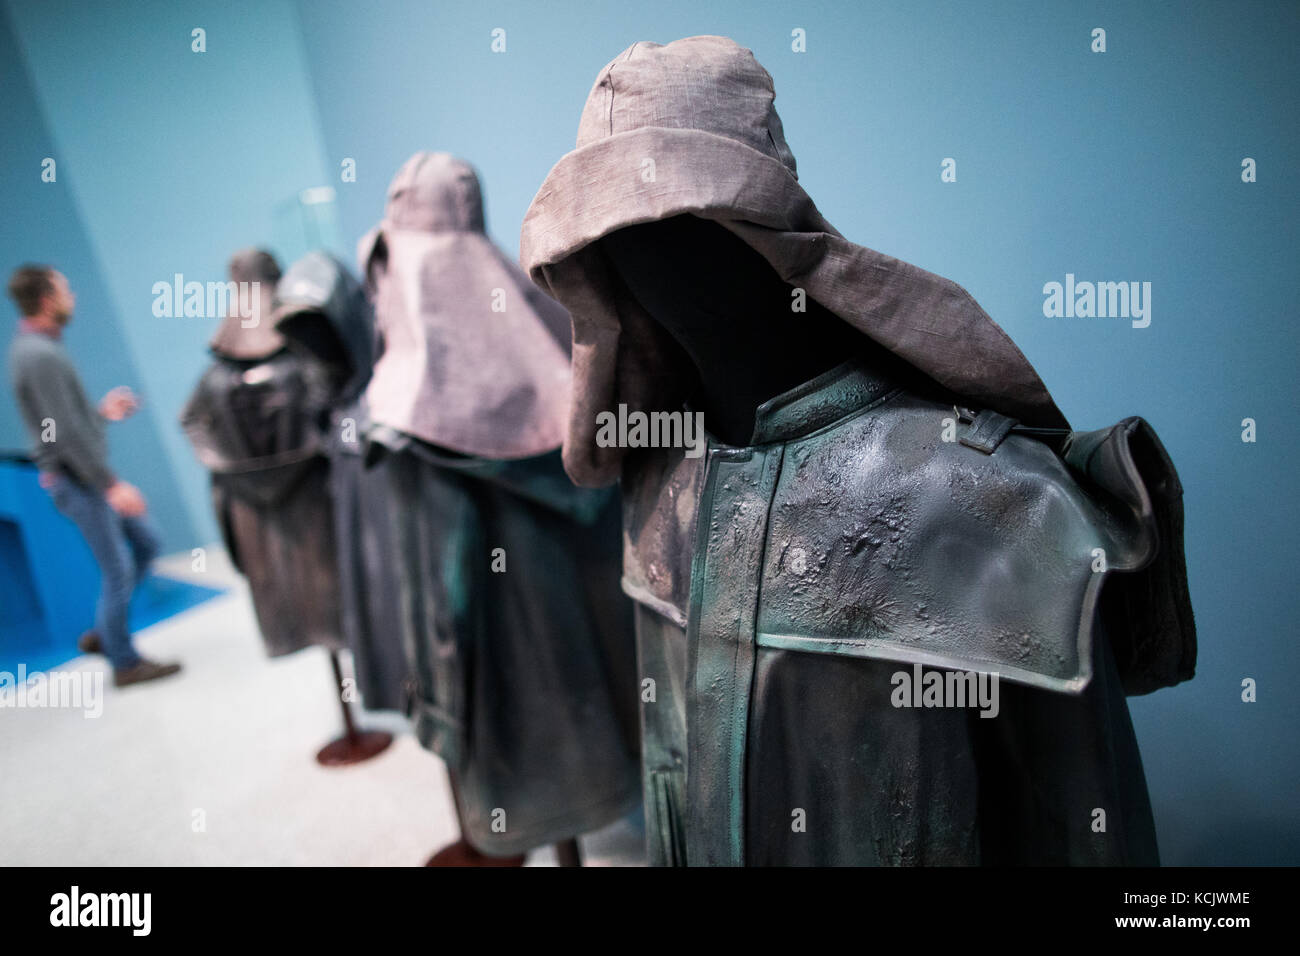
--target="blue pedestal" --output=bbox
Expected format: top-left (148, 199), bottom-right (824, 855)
top-left (0, 456), bottom-right (222, 673)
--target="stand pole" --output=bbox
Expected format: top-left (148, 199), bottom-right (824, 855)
top-left (554, 838), bottom-right (583, 867)
top-left (315, 650), bottom-right (393, 766)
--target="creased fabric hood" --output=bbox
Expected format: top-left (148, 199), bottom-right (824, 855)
top-left (520, 34), bottom-right (1068, 487)
top-left (360, 152), bottom-right (573, 459)
top-left (209, 248), bottom-right (284, 361)
top-left (271, 250), bottom-right (374, 400)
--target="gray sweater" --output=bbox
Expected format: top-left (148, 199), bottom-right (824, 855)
top-left (7, 329), bottom-right (115, 491)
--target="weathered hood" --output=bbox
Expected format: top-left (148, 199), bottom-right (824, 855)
top-left (209, 248), bottom-right (284, 361)
top-left (520, 35), bottom-right (1067, 487)
top-left (271, 250), bottom-right (374, 400)
top-left (359, 152), bottom-right (572, 460)
top-left (378, 150), bottom-right (486, 234)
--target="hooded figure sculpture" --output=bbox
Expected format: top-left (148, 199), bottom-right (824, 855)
top-left (271, 251), bottom-right (410, 711)
top-left (359, 152), bottom-right (640, 859)
top-left (520, 36), bottom-right (1197, 866)
top-left (181, 249), bottom-right (344, 657)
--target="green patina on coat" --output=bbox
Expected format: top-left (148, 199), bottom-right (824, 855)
top-left (621, 360), bottom-right (1189, 865)
top-left (520, 36), bottom-right (1196, 865)
top-left (360, 154), bottom-right (641, 856)
top-left (377, 433), bottom-right (640, 856)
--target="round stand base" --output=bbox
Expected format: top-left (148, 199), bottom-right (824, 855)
top-left (315, 730), bottom-right (393, 767)
top-left (425, 839), bottom-right (527, 867)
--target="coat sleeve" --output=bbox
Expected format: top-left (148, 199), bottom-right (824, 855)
top-left (1061, 416), bottom-right (1197, 695)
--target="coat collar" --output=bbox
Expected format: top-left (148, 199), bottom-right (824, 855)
top-left (747, 359), bottom-right (902, 447)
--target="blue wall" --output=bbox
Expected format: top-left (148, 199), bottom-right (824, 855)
top-left (1, 0), bottom-right (1296, 863)
top-left (0, 4), bottom-right (197, 550)
top-left (2, 0), bottom-right (344, 550)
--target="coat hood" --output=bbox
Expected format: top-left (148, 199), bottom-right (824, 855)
top-left (209, 248), bottom-right (284, 361)
top-left (359, 152), bottom-right (573, 460)
top-left (378, 149), bottom-right (486, 233)
top-left (271, 250), bottom-right (375, 399)
top-left (520, 34), bottom-right (1068, 487)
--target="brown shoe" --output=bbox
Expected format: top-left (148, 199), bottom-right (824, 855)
top-left (78, 630), bottom-right (102, 654)
top-left (425, 839), bottom-right (527, 867)
top-left (113, 659), bottom-right (182, 688)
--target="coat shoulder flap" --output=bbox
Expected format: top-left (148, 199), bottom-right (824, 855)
top-left (754, 391), bottom-right (1150, 694)
top-left (1060, 416), bottom-right (1196, 694)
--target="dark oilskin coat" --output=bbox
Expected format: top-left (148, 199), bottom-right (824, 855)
top-left (520, 37), bottom-right (1196, 866)
top-left (182, 251), bottom-right (405, 690)
top-left (181, 288), bottom-right (345, 659)
top-left (273, 252), bottom-right (411, 711)
top-left (374, 430), bottom-right (641, 856)
top-left (360, 153), bottom-right (641, 855)
top-left (622, 358), bottom-right (1179, 865)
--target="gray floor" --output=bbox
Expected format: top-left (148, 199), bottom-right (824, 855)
top-left (0, 549), bottom-right (645, 867)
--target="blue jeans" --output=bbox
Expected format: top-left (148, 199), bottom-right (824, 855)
top-left (47, 474), bottom-right (161, 670)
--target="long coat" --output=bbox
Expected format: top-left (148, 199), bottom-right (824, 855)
top-left (272, 252), bottom-right (410, 710)
top-left (181, 249), bottom-right (345, 657)
top-left (375, 431), bottom-right (640, 855)
top-left (520, 36), bottom-right (1197, 865)
top-left (324, 399), bottom-right (408, 711)
top-left (618, 361), bottom-right (1182, 865)
top-left (360, 153), bottom-right (641, 854)
top-left (182, 250), bottom-right (408, 694)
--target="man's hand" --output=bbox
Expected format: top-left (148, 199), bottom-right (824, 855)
top-left (99, 386), bottom-right (139, 422)
top-left (105, 480), bottom-right (147, 517)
